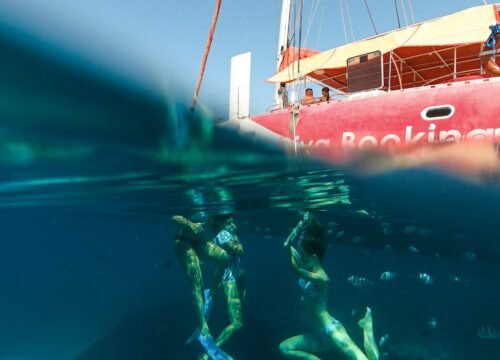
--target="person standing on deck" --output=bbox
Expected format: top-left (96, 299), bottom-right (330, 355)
top-left (481, 23), bottom-right (500, 77)
top-left (278, 83), bottom-right (290, 108)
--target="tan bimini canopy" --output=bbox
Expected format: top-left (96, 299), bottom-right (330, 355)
top-left (268, 4), bottom-right (500, 91)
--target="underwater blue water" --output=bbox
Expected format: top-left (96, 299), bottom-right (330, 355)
top-left (1, 168), bottom-right (499, 360)
top-left (0, 22), bottom-right (499, 360)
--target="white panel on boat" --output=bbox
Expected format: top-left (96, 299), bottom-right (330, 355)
top-left (229, 52), bottom-right (251, 121)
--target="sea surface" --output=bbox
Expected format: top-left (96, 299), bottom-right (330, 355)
top-left (1, 25), bottom-right (499, 360)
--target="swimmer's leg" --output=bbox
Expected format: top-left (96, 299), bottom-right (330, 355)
top-left (175, 240), bottom-right (209, 336)
top-left (201, 241), bottom-right (230, 300)
top-left (200, 280), bottom-right (243, 360)
top-left (279, 333), bottom-right (330, 360)
top-left (216, 280), bottom-right (243, 346)
top-left (324, 318), bottom-right (368, 360)
top-left (358, 307), bottom-right (379, 360)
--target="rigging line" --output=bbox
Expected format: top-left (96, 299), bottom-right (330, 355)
top-left (394, 0), bottom-right (401, 28)
top-left (292, 0), bottom-right (297, 48)
top-left (289, 1), bottom-right (299, 97)
top-left (339, 0), bottom-right (348, 44)
top-left (304, 0), bottom-right (321, 47)
top-left (292, 0), bottom-right (297, 80)
top-left (400, 0), bottom-right (409, 27)
top-left (316, 0), bottom-right (325, 49)
top-left (344, 0), bottom-right (355, 41)
top-left (298, 0), bottom-right (304, 74)
top-left (287, 0), bottom-right (292, 47)
top-left (363, 0), bottom-right (378, 35)
top-left (408, 0), bottom-right (415, 24)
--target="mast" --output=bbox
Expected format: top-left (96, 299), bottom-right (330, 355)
top-left (275, 0), bottom-right (291, 106)
top-left (191, 0), bottom-right (222, 112)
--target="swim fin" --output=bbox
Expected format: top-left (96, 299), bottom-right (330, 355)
top-left (198, 334), bottom-right (234, 360)
top-left (184, 289), bottom-right (213, 345)
top-left (185, 327), bottom-right (200, 345)
top-left (186, 289), bottom-right (214, 345)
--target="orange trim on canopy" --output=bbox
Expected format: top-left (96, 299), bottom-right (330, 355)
top-left (279, 47), bottom-right (320, 72)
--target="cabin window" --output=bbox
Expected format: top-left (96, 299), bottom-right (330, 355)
top-left (421, 105), bottom-right (455, 120)
top-left (347, 51), bottom-right (383, 93)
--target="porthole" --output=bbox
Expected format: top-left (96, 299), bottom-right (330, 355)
top-left (421, 105), bottom-right (455, 120)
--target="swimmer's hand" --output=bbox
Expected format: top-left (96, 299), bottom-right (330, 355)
top-left (190, 222), bottom-right (204, 234)
top-left (171, 215), bottom-right (204, 234)
top-left (227, 241), bottom-right (244, 256)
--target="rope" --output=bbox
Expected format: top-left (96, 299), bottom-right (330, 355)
top-left (400, 0), bottom-right (409, 27)
top-left (394, 0), bottom-right (401, 28)
top-left (196, 99), bottom-right (218, 120)
top-left (363, 0), bottom-right (378, 35)
top-left (304, 0), bottom-right (321, 47)
top-left (298, 0), bottom-right (304, 74)
top-left (316, 1), bottom-right (325, 49)
top-left (288, 1), bottom-right (302, 102)
top-left (191, 0), bottom-right (223, 112)
top-left (339, 0), bottom-right (348, 44)
top-left (290, 0), bottom-right (297, 81)
top-left (408, 0), bottom-right (415, 24)
top-left (344, 0), bottom-right (355, 41)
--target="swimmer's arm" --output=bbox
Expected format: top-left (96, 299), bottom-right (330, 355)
top-left (284, 212), bottom-right (311, 247)
top-left (172, 215), bottom-right (204, 234)
top-left (172, 215), bottom-right (191, 226)
top-left (225, 240), bottom-right (244, 256)
top-left (295, 266), bottom-right (330, 283)
top-left (290, 247), bottom-right (330, 283)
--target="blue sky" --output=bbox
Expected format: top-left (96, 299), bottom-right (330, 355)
top-left (0, 0), bottom-right (491, 115)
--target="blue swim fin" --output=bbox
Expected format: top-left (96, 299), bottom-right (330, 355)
top-left (186, 289), bottom-right (213, 345)
top-left (185, 327), bottom-right (200, 345)
top-left (198, 334), bottom-right (234, 360)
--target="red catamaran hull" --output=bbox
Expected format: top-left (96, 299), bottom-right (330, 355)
top-left (250, 78), bottom-right (500, 163)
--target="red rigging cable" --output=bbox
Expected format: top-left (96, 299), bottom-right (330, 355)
top-left (191, 0), bottom-right (222, 112)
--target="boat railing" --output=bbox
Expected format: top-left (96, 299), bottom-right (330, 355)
top-left (388, 44), bottom-right (487, 90)
top-left (270, 41), bottom-right (491, 110)
top-left (422, 68), bottom-right (484, 86)
top-left (267, 103), bottom-right (285, 112)
top-left (479, 48), bottom-right (500, 56)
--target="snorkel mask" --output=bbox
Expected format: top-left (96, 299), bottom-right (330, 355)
top-left (485, 23), bottom-right (500, 50)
